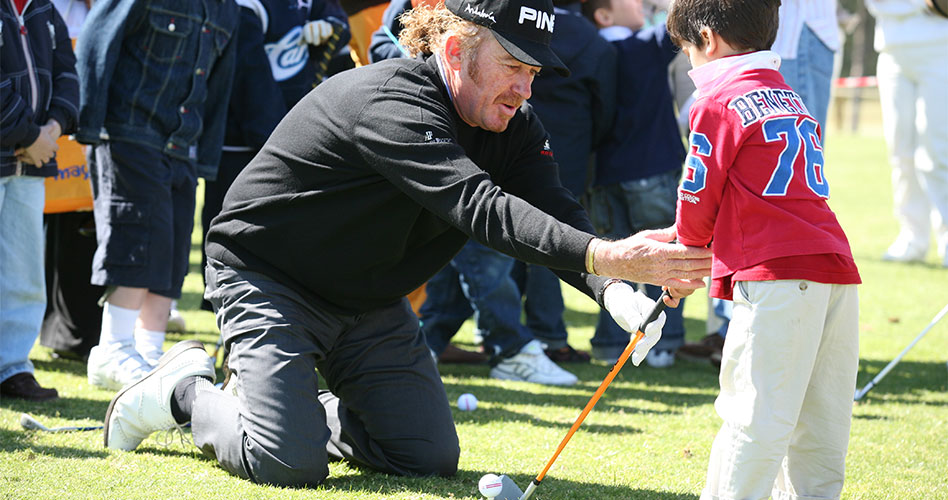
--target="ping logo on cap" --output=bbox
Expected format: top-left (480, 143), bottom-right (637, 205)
top-left (518, 6), bottom-right (554, 32)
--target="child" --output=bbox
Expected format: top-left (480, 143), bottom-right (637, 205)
top-left (666, 1), bottom-right (861, 498)
top-left (582, 0), bottom-right (687, 367)
top-left (75, 0), bottom-right (238, 389)
top-left (1, 0), bottom-right (79, 400)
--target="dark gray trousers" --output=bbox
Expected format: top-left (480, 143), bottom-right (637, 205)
top-left (196, 260), bottom-right (459, 487)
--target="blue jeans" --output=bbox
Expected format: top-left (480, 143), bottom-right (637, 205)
top-left (0, 176), bottom-right (46, 382)
top-left (587, 169), bottom-right (685, 354)
top-left (419, 241), bottom-right (533, 359)
top-left (510, 261), bottom-right (569, 349)
top-left (779, 25), bottom-right (834, 130)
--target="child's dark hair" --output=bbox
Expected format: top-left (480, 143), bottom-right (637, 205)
top-left (581, 0), bottom-right (612, 26)
top-left (666, 0), bottom-right (781, 51)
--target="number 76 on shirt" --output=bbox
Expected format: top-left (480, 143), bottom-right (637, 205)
top-left (681, 115), bottom-right (830, 199)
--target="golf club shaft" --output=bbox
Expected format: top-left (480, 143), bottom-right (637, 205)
top-left (520, 292), bottom-right (668, 500)
top-left (20, 413), bottom-right (103, 432)
top-left (854, 302), bottom-right (948, 401)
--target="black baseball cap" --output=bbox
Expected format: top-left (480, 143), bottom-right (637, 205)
top-left (444, 0), bottom-right (570, 77)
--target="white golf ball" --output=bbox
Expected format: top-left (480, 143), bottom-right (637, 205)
top-left (478, 473), bottom-right (503, 498)
top-left (457, 392), bottom-right (478, 411)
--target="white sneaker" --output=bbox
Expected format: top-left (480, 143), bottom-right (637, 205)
top-left (882, 235), bottom-right (927, 263)
top-left (645, 349), bottom-right (675, 368)
top-left (490, 340), bottom-right (578, 386)
top-left (167, 302), bottom-right (187, 333)
top-left (88, 341), bottom-right (156, 390)
top-left (104, 340), bottom-right (216, 451)
top-left (138, 345), bottom-right (164, 366)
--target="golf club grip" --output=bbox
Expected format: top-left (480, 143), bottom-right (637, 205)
top-left (531, 292), bottom-right (670, 484)
top-left (638, 290), bottom-right (670, 332)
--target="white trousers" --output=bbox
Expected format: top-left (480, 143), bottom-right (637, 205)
top-left (701, 280), bottom-right (859, 500)
top-left (876, 42), bottom-right (948, 259)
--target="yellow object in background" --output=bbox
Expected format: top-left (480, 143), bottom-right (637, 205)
top-left (43, 135), bottom-right (92, 213)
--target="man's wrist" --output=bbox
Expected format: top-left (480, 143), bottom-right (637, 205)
top-left (597, 278), bottom-right (624, 309)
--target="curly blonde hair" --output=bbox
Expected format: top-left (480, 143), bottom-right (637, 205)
top-left (398, 3), bottom-right (490, 60)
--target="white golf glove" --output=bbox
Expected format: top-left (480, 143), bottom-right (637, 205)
top-left (602, 282), bottom-right (666, 366)
top-left (300, 20), bottom-right (334, 46)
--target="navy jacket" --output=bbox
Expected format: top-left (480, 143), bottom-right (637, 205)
top-left (75, 0), bottom-right (239, 179)
top-left (0, 0), bottom-right (79, 177)
top-left (224, 0), bottom-right (349, 151)
top-left (530, 4), bottom-right (616, 196)
top-left (594, 23), bottom-right (685, 186)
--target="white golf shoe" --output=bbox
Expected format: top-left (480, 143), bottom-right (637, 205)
top-left (104, 340), bottom-right (215, 451)
top-left (87, 340), bottom-right (156, 390)
top-left (490, 340), bottom-right (578, 386)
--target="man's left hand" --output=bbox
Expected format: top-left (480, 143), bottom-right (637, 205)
top-left (603, 282), bottom-right (666, 366)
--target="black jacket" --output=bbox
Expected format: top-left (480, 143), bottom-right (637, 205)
top-left (0, 0), bottom-right (78, 177)
top-left (207, 56), bottom-right (609, 315)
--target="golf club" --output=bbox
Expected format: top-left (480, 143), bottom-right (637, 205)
top-left (19, 413), bottom-right (103, 433)
top-left (513, 290), bottom-right (670, 500)
top-left (854, 302), bottom-right (948, 401)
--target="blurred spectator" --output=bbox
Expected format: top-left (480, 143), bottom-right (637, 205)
top-left (200, 0), bottom-right (350, 312)
top-left (511, 0), bottom-right (616, 364)
top-left (867, 0), bottom-right (948, 267)
top-left (772, 0), bottom-right (840, 128)
top-left (1, 0), bottom-right (79, 401)
top-left (75, 0), bottom-right (239, 390)
top-left (583, 0), bottom-right (686, 367)
top-left (40, 0), bottom-right (105, 363)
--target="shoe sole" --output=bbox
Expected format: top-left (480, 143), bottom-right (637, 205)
top-left (103, 340), bottom-right (205, 449)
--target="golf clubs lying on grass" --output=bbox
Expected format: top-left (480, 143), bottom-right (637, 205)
top-left (854, 302), bottom-right (948, 401)
top-left (485, 291), bottom-right (670, 500)
top-left (19, 413), bottom-right (103, 433)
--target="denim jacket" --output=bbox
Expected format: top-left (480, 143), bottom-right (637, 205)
top-left (0, 0), bottom-right (80, 177)
top-left (75, 0), bottom-right (238, 179)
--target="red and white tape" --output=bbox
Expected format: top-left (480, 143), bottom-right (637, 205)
top-left (834, 76), bottom-right (878, 88)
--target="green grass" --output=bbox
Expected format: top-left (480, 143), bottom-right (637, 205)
top-left (2, 122), bottom-right (948, 499)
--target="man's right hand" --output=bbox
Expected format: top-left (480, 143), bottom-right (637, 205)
top-left (590, 226), bottom-right (712, 290)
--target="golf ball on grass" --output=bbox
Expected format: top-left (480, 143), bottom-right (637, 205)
top-left (457, 393), bottom-right (478, 411)
top-left (478, 473), bottom-right (503, 498)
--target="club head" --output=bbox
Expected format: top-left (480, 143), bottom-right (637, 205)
top-left (494, 475), bottom-right (524, 500)
top-left (20, 413), bottom-right (49, 432)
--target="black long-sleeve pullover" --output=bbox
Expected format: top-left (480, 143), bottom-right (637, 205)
top-left (206, 55), bottom-right (609, 315)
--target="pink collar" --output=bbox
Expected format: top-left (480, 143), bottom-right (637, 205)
top-left (688, 50), bottom-right (782, 96)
